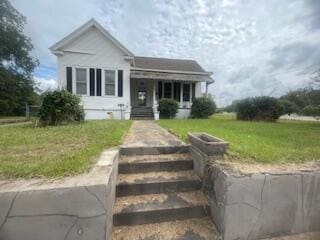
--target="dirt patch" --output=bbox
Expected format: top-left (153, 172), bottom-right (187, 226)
top-left (112, 217), bottom-right (219, 240)
top-left (118, 170), bottom-right (198, 183)
top-left (176, 191), bottom-right (208, 206)
top-left (263, 232), bottom-right (320, 240)
top-left (120, 153), bottom-right (191, 163)
top-left (210, 155), bottom-right (320, 174)
top-left (114, 193), bottom-right (168, 213)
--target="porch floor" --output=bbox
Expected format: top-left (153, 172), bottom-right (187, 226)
top-left (122, 121), bottom-right (185, 147)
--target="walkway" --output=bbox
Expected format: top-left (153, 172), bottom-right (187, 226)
top-left (122, 120), bottom-right (185, 147)
top-left (113, 120), bottom-right (219, 240)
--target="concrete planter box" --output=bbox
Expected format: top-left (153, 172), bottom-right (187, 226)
top-left (188, 132), bottom-right (228, 156)
top-left (188, 133), bottom-right (228, 178)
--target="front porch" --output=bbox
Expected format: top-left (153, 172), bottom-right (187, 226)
top-left (130, 78), bottom-right (197, 107)
top-left (130, 78), bottom-right (200, 119)
top-left (128, 64), bottom-right (213, 120)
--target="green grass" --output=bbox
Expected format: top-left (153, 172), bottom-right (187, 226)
top-left (0, 120), bottom-right (131, 179)
top-left (158, 115), bottom-right (320, 164)
top-left (0, 116), bottom-right (29, 125)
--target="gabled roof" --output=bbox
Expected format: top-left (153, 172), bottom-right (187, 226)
top-left (133, 56), bottom-right (209, 74)
top-left (49, 18), bottom-right (134, 56)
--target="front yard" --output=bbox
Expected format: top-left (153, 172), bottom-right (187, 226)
top-left (0, 120), bottom-right (131, 178)
top-left (158, 115), bottom-right (320, 164)
top-left (0, 116), bottom-right (29, 125)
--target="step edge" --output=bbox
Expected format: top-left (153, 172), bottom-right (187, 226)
top-left (119, 158), bottom-right (193, 165)
top-left (117, 178), bottom-right (201, 186)
top-left (114, 203), bottom-right (210, 215)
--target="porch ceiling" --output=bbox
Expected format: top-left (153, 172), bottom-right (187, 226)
top-left (130, 70), bottom-right (214, 82)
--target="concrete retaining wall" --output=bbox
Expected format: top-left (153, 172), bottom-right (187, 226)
top-left (190, 136), bottom-right (320, 240)
top-left (203, 165), bottom-right (320, 240)
top-left (0, 149), bottom-right (119, 240)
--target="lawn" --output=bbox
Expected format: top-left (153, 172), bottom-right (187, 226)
top-left (0, 116), bottom-right (29, 125)
top-left (158, 115), bottom-right (320, 164)
top-left (0, 120), bottom-right (131, 178)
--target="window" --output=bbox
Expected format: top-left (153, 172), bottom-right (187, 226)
top-left (183, 84), bottom-right (190, 101)
top-left (164, 82), bottom-right (172, 98)
top-left (173, 82), bottom-right (181, 102)
top-left (76, 68), bottom-right (87, 95)
top-left (105, 70), bottom-right (116, 96)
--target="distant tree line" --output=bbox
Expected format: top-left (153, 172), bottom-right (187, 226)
top-left (0, 0), bottom-right (39, 116)
top-left (223, 71), bottom-right (320, 121)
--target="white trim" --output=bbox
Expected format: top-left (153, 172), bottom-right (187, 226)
top-left (64, 49), bottom-right (95, 55)
top-left (74, 67), bottom-right (89, 96)
top-left (103, 68), bottom-right (118, 97)
top-left (71, 65), bottom-right (123, 98)
top-left (131, 67), bottom-right (212, 76)
top-left (180, 83), bottom-right (183, 107)
top-left (50, 18), bottom-right (134, 57)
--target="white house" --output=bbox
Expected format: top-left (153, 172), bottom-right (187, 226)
top-left (50, 19), bottom-right (214, 120)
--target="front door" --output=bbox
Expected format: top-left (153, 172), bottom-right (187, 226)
top-left (138, 91), bottom-right (147, 106)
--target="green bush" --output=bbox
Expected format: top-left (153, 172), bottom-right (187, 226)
top-left (300, 105), bottom-right (320, 119)
top-left (39, 90), bottom-right (85, 126)
top-left (158, 98), bottom-right (179, 119)
top-left (236, 96), bottom-right (282, 122)
top-left (191, 97), bottom-right (217, 118)
top-left (278, 99), bottom-right (299, 115)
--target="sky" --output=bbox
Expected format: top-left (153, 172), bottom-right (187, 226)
top-left (11, 0), bottom-right (320, 106)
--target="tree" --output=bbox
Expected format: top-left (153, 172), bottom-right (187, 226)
top-left (300, 105), bottom-right (320, 120)
top-left (235, 96), bottom-right (282, 122)
top-left (278, 99), bottom-right (299, 116)
top-left (0, 0), bottom-right (39, 115)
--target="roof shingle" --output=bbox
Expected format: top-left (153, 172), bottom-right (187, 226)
top-left (134, 56), bottom-right (206, 73)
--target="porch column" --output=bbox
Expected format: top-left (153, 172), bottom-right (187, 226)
top-left (180, 83), bottom-right (183, 107)
top-left (189, 83), bottom-right (192, 104)
top-left (153, 80), bottom-right (156, 108)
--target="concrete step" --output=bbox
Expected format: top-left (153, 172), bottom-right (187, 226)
top-left (130, 117), bottom-right (154, 120)
top-left (120, 145), bottom-right (189, 156)
top-left (119, 153), bottom-right (193, 173)
top-left (112, 217), bottom-right (219, 240)
top-left (116, 171), bottom-right (201, 196)
top-left (130, 114), bottom-right (154, 117)
top-left (113, 191), bottom-right (210, 226)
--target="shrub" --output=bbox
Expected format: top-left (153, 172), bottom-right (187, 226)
top-left (191, 97), bottom-right (217, 118)
top-left (158, 98), bottom-right (179, 119)
top-left (300, 105), bottom-right (320, 119)
top-left (235, 96), bottom-right (282, 122)
top-left (278, 99), bottom-right (299, 115)
top-left (39, 90), bottom-right (85, 126)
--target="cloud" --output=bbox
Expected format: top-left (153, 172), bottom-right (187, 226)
top-left (268, 42), bottom-right (320, 72)
top-left (11, 0), bottom-right (320, 106)
top-left (34, 77), bottom-right (57, 92)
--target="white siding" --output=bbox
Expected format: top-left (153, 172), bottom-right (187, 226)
top-left (56, 26), bottom-right (131, 119)
top-left (195, 82), bottom-right (202, 98)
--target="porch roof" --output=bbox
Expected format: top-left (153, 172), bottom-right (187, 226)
top-left (130, 70), bottom-right (214, 83)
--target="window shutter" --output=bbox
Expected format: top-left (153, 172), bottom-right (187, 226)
top-left (90, 68), bottom-right (95, 96)
top-left (96, 69), bottom-right (101, 96)
top-left (192, 83), bottom-right (196, 101)
top-left (158, 81), bottom-right (162, 99)
top-left (66, 67), bottom-right (72, 92)
top-left (118, 70), bottom-right (123, 97)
